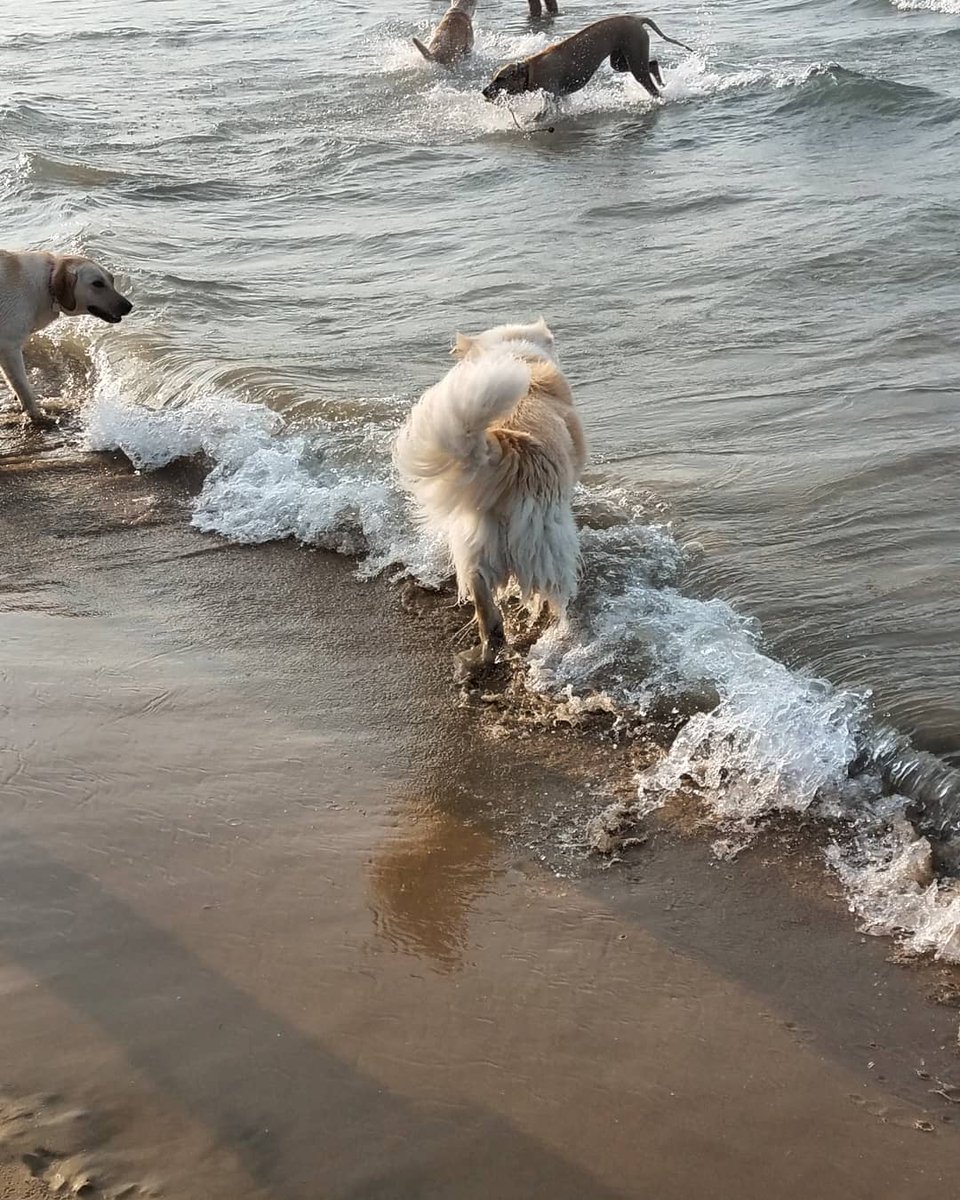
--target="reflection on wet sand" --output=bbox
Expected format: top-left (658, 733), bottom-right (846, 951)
top-left (369, 797), bottom-right (498, 972)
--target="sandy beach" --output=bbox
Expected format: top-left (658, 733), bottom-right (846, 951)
top-left (3, 0), bottom-right (960, 1191)
top-left (0, 421), bottom-right (959, 1198)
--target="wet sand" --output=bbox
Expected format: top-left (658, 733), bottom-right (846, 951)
top-left (3, 422), bottom-right (960, 1198)
top-left (0, 1169), bottom-right (48, 1200)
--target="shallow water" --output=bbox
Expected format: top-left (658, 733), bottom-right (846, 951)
top-left (4, 463), bottom-right (960, 1199)
top-left (2, 0), bottom-right (960, 947)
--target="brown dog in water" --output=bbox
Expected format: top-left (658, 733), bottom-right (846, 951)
top-left (528, 0), bottom-right (560, 16)
top-left (413, 0), bottom-right (476, 66)
top-left (483, 14), bottom-right (693, 100)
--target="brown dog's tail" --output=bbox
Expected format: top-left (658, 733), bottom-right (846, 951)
top-left (638, 17), bottom-right (694, 54)
top-left (413, 36), bottom-right (435, 61)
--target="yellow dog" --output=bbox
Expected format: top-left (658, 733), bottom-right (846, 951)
top-left (413, 0), bottom-right (476, 66)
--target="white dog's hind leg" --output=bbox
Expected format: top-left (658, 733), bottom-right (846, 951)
top-left (456, 572), bottom-right (505, 678)
top-left (0, 346), bottom-right (52, 426)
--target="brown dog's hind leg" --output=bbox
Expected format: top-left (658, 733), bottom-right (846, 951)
top-left (613, 48), bottom-right (661, 86)
top-left (620, 30), bottom-right (661, 97)
top-left (527, 0), bottom-right (543, 15)
top-left (625, 52), bottom-right (661, 97)
top-left (637, 69), bottom-right (661, 97)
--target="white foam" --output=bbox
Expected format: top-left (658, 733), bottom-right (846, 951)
top-left (83, 350), bottom-right (449, 583)
top-left (659, 56), bottom-right (821, 103)
top-left (828, 819), bottom-right (960, 962)
top-left (530, 524), bottom-right (864, 823)
top-left (892, 0), bottom-right (960, 12)
top-left (635, 629), bottom-right (861, 825)
top-left (85, 381), bottom-right (279, 471)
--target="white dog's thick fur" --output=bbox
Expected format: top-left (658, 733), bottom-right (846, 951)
top-left (395, 318), bottom-right (586, 671)
top-left (0, 249), bottom-right (132, 426)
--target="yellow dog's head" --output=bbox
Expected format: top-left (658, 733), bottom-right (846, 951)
top-left (52, 256), bottom-right (133, 324)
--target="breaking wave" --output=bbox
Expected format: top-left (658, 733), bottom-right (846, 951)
top-left (892, 0), bottom-right (960, 13)
top-left (81, 339), bottom-right (960, 963)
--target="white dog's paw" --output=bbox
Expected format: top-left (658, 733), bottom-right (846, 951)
top-left (26, 410), bottom-right (57, 430)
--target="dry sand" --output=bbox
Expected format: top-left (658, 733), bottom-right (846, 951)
top-left (3, 420), bottom-right (960, 1198)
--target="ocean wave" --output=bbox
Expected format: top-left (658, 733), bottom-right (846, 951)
top-left (14, 151), bottom-right (127, 188)
top-left (0, 97), bottom-right (72, 134)
top-left (83, 346), bottom-right (448, 583)
top-left (893, 0), bottom-right (960, 13)
top-left (828, 813), bottom-right (960, 962)
top-left (0, 26), bottom-right (148, 50)
top-left (529, 550), bottom-right (865, 824)
top-left (771, 63), bottom-right (950, 118)
top-left (79, 341), bottom-right (960, 961)
top-left (9, 148), bottom-right (248, 204)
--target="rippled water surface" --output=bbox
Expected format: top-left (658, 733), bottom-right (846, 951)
top-left (3, 0), bottom-right (960, 942)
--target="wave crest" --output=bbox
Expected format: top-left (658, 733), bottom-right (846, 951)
top-left (772, 63), bottom-right (949, 118)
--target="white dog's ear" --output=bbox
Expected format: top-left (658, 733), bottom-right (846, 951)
top-left (535, 315), bottom-right (555, 344)
top-left (51, 259), bottom-right (77, 312)
top-left (452, 332), bottom-right (474, 359)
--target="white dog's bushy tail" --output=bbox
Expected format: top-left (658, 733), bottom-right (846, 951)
top-left (395, 354), bottom-right (530, 486)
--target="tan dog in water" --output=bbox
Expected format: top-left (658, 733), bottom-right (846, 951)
top-left (394, 319), bottom-right (586, 675)
top-left (483, 14), bottom-right (693, 100)
top-left (0, 250), bottom-right (132, 427)
top-left (413, 0), bottom-right (476, 66)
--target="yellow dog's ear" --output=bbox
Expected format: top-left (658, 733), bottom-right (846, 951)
top-left (51, 258), bottom-right (77, 312)
top-left (451, 332), bottom-right (474, 358)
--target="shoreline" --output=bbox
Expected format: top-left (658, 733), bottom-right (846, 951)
top-left (3, 429), bottom-right (960, 1197)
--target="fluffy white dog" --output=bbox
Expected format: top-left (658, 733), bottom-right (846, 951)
top-left (394, 318), bottom-right (587, 673)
